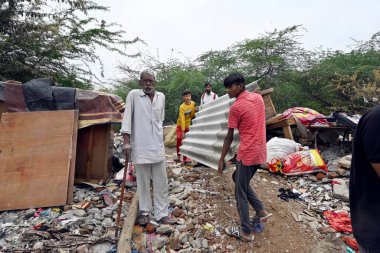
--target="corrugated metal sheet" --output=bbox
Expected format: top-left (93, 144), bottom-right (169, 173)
top-left (180, 81), bottom-right (259, 169)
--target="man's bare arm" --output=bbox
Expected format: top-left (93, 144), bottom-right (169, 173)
top-left (371, 163), bottom-right (380, 178)
top-left (218, 128), bottom-right (234, 174)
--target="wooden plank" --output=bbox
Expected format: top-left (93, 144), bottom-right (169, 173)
top-left (263, 94), bottom-right (277, 120)
top-left (266, 114), bottom-right (283, 125)
top-left (260, 89), bottom-right (276, 120)
top-left (260, 88), bottom-right (274, 96)
top-left (66, 110), bottom-right (79, 205)
top-left (92, 124), bottom-right (111, 180)
top-left (75, 124), bottom-right (112, 182)
top-left (86, 126), bottom-right (95, 180)
top-left (266, 118), bottom-right (297, 130)
top-left (0, 101), bottom-right (6, 121)
top-left (117, 193), bottom-right (139, 253)
top-left (75, 127), bottom-right (91, 180)
top-left (283, 126), bottom-right (294, 140)
top-left (0, 111), bottom-right (77, 211)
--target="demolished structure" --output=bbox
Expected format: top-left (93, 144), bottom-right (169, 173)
top-left (0, 78), bottom-right (363, 252)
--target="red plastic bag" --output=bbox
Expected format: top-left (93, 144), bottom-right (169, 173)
top-left (341, 236), bottom-right (359, 252)
top-left (323, 211), bottom-right (352, 233)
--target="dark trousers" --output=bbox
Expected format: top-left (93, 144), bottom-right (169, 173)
top-left (232, 161), bottom-right (264, 233)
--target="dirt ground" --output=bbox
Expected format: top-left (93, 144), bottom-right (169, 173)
top-left (201, 169), bottom-right (320, 253)
top-left (166, 148), bottom-right (346, 253)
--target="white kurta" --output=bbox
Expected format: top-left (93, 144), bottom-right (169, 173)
top-left (120, 89), bottom-right (165, 164)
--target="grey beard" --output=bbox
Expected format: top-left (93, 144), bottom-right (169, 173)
top-left (143, 88), bottom-right (155, 94)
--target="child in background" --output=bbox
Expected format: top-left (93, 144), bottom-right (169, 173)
top-left (175, 90), bottom-right (196, 165)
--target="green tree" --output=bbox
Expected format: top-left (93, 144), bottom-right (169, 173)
top-left (0, 0), bottom-right (140, 89)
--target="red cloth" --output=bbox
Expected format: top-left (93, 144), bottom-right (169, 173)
top-left (176, 125), bottom-right (189, 161)
top-left (228, 91), bottom-right (266, 165)
top-left (323, 211), bottom-right (353, 233)
top-left (341, 236), bottom-right (359, 252)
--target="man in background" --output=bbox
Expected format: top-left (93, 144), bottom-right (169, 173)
top-left (200, 82), bottom-right (218, 105)
top-left (350, 105), bottom-right (380, 253)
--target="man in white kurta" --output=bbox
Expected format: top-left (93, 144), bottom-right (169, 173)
top-left (120, 70), bottom-right (170, 225)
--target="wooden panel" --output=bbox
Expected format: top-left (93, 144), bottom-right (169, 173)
top-left (0, 101), bottom-right (6, 121)
top-left (262, 90), bottom-right (277, 120)
top-left (67, 110), bottom-right (79, 204)
top-left (266, 118), bottom-right (296, 140)
top-left (0, 110), bottom-right (78, 211)
top-left (266, 118), bottom-right (296, 130)
top-left (75, 124), bottom-right (112, 183)
top-left (283, 126), bottom-right (294, 140)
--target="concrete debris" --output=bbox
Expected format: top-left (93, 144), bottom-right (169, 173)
top-left (156, 225), bottom-right (174, 234)
top-left (332, 179), bottom-right (349, 202)
top-left (338, 155), bottom-right (352, 169)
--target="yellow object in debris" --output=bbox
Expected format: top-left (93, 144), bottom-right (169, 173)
top-left (203, 222), bottom-right (214, 232)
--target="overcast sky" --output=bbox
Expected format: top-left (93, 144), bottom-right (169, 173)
top-left (93, 0), bottom-right (380, 82)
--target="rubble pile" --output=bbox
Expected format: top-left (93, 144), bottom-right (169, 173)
top-left (0, 183), bottom-right (137, 252)
top-left (130, 159), bottom-right (228, 252)
top-left (270, 150), bottom-right (356, 251)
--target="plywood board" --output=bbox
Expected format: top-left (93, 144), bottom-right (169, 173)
top-left (0, 110), bottom-right (78, 211)
top-left (75, 124), bottom-right (112, 183)
top-left (0, 101), bottom-right (6, 121)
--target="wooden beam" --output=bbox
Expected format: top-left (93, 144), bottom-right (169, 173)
top-left (117, 193), bottom-right (139, 253)
top-left (283, 126), bottom-right (294, 140)
top-left (66, 110), bottom-right (79, 204)
top-left (260, 88), bottom-right (274, 96)
top-left (266, 118), bottom-right (296, 130)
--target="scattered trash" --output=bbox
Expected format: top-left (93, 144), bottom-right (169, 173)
top-left (278, 188), bottom-right (301, 201)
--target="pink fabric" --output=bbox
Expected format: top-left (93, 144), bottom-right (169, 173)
top-left (282, 107), bottom-right (328, 126)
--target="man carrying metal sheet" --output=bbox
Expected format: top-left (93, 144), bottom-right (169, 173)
top-left (121, 70), bottom-right (173, 226)
top-left (218, 72), bottom-right (272, 242)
